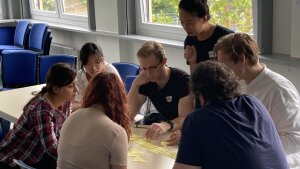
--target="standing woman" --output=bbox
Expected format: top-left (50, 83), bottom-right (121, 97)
top-left (72, 42), bottom-right (120, 111)
top-left (179, 0), bottom-right (233, 73)
top-left (165, 0), bottom-right (234, 145)
top-left (0, 63), bottom-right (78, 169)
top-left (57, 72), bottom-right (131, 169)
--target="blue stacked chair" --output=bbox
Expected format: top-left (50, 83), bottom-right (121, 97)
top-left (112, 62), bottom-right (139, 83)
top-left (125, 75), bottom-right (137, 93)
top-left (1, 50), bottom-right (38, 89)
top-left (0, 20), bottom-right (30, 54)
top-left (39, 55), bottom-right (77, 84)
top-left (26, 23), bottom-right (50, 55)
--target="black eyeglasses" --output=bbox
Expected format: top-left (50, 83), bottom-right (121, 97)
top-left (139, 62), bottom-right (161, 72)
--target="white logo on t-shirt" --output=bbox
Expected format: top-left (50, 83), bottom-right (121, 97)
top-left (166, 96), bottom-right (172, 102)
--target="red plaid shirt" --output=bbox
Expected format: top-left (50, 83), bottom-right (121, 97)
top-left (0, 95), bottom-right (71, 167)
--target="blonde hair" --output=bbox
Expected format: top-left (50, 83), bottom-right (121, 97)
top-left (137, 41), bottom-right (166, 61)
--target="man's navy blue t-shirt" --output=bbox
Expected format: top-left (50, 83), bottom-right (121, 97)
top-left (176, 94), bottom-right (288, 169)
top-left (139, 67), bottom-right (190, 120)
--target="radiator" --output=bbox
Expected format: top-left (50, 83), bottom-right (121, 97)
top-left (50, 43), bottom-right (79, 56)
top-left (49, 43), bottom-right (80, 69)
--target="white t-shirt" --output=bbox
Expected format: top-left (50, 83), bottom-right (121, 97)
top-left (57, 106), bottom-right (128, 169)
top-left (246, 64), bottom-right (300, 168)
top-left (74, 61), bottom-right (120, 102)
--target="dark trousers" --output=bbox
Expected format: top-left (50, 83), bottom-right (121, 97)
top-left (0, 162), bottom-right (19, 169)
top-left (0, 153), bottom-right (56, 169)
top-left (32, 153), bottom-right (57, 169)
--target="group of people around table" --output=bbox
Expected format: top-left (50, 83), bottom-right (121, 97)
top-left (0, 0), bottom-right (299, 169)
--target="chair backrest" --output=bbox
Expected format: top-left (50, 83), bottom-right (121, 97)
top-left (39, 54), bottom-right (77, 84)
top-left (28, 23), bottom-right (49, 54)
top-left (0, 27), bottom-right (15, 45)
top-left (112, 62), bottom-right (139, 82)
top-left (43, 30), bottom-right (52, 55)
top-left (125, 75), bottom-right (137, 93)
top-left (13, 159), bottom-right (36, 169)
top-left (1, 50), bottom-right (37, 88)
top-left (14, 20), bottom-right (30, 48)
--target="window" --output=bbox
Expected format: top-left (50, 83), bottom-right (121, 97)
top-left (29, 0), bottom-right (88, 27)
top-left (136, 0), bottom-right (254, 40)
top-left (61, 0), bottom-right (87, 16)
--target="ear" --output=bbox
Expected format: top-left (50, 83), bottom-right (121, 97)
top-left (239, 53), bottom-right (246, 64)
top-left (202, 16), bottom-right (208, 23)
top-left (162, 57), bottom-right (167, 65)
top-left (199, 94), bottom-right (206, 107)
top-left (52, 86), bottom-right (60, 95)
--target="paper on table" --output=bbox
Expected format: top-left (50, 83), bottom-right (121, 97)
top-left (130, 134), bottom-right (177, 159)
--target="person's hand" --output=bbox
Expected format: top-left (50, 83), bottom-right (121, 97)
top-left (145, 122), bottom-right (170, 140)
top-left (184, 45), bottom-right (197, 65)
top-left (133, 72), bottom-right (150, 87)
top-left (165, 130), bottom-right (181, 146)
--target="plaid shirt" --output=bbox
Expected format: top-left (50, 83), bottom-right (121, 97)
top-left (0, 95), bottom-right (71, 167)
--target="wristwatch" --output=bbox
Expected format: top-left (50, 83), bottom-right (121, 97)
top-left (165, 120), bottom-right (174, 132)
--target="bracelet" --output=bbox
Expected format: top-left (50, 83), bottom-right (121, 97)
top-left (165, 120), bottom-right (174, 132)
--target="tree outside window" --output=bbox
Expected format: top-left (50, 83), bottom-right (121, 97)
top-left (141, 0), bottom-right (253, 34)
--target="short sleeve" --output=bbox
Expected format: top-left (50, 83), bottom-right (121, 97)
top-left (110, 128), bottom-right (128, 166)
top-left (176, 114), bottom-right (203, 166)
top-left (178, 75), bottom-right (190, 98)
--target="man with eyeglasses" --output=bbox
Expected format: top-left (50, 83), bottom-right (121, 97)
top-left (214, 33), bottom-right (300, 168)
top-left (128, 41), bottom-right (194, 140)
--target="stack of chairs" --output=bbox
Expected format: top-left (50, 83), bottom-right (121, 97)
top-left (0, 21), bottom-right (53, 90)
top-left (112, 62), bottom-right (139, 93)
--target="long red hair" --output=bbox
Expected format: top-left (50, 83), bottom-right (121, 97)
top-left (82, 72), bottom-right (131, 140)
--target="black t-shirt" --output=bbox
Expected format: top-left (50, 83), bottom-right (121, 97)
top-left (184, 25), bottom-right (234, 63)
top-left (176, 94), bottom-right (289, 169)
top-left (139, 67), bottom-right (190, 120)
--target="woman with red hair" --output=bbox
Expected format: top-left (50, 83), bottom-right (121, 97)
top-left (57, 72), bottom-right (131, 169)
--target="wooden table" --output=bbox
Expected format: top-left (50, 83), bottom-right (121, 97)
top-left (0, 84), bottom-right (44, 123)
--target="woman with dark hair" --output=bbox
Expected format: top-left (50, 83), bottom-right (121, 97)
top-left (72, 42), bottom-right (120, 111)
top-left (57, 72), bottom-right (131, 169)
top-left (179, 0), bottom-right (233, 73)
top-left (0, 63), bottom-right (78, 169)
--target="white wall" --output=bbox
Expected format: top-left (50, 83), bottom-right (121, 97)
top-left (94, 0), bottom-right (119, 34)
top-left (273, 0), bottom-right (300, 58)
top-left (290, 0), bottom-right (300, 58)
top-left (272, 0), bottom-right (291, 55)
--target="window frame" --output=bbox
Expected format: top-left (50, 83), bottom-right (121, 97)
top-left (29, 0), bottom-right (88, 28)
top-left (135, 0), bottom-right (186, 40)
top-left (135, 0), bottom-right (257, 41)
